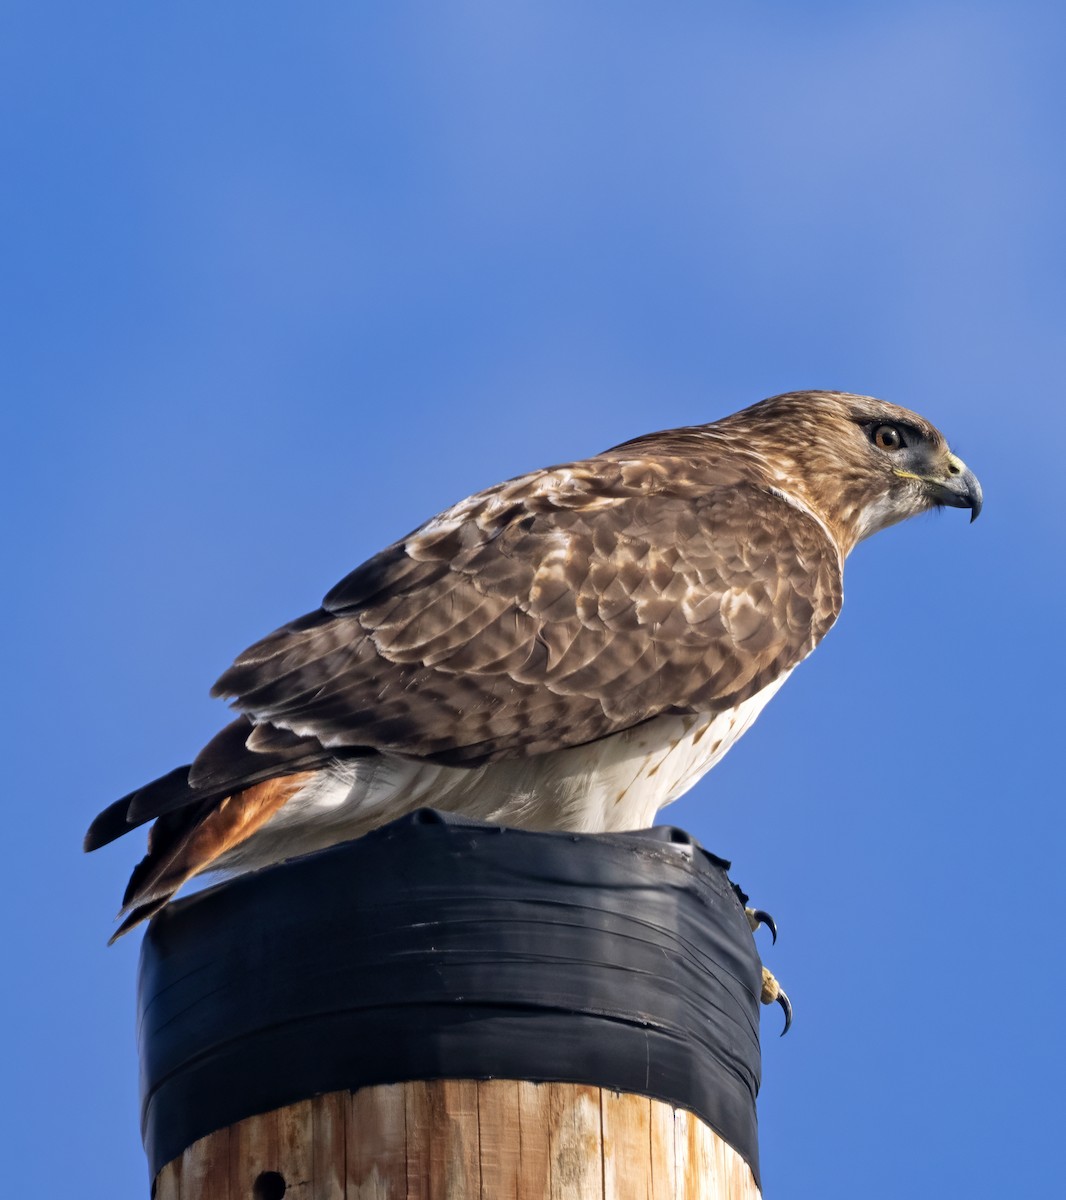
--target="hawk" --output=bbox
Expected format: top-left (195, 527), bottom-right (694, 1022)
top-left (87, 391), bottom-right (981, 945)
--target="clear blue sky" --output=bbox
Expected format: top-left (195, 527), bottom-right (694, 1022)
top-left (4, 4), bottom-right (1063, 1196)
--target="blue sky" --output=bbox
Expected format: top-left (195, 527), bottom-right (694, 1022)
top-left (4, 3), bottom-right (1063, 1196)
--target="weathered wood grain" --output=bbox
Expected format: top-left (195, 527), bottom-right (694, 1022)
top-left (602, 1089), bottom-right (652, 1200)
top-left (648, 1096), bottom-right (676, 1200)
top-left (229, 1107), bottom-right (278, 1198)
top-left (677, 1107), bottom-right (720, 1199)
top-left (312, 1092), bottom-right (347, 1200)
top-left (514, 1081), bottom-right (552, 1200)
top-left (548, 1082), bottom-right (604, 1200)
top-left (475, 1080), bottom-right (521, 1199)
top-left (348, 1083), bottom-right (406, 1200)
top-left (152, 1082), bottom-right (759, 1199)
top-left (417, 1079), bottom-right (480, 1199)
top-left (153, 1151), bottom-right (181, 1200)
top-left (179, 1124), bottom-right (231, 1200)
top-left (277, 1099), bottom-right (313, 1199)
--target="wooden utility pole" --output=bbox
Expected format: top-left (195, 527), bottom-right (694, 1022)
top-left (140, 813), bottom-right (765, 1199)
top-left (153, 1082), bottom-right (760, 1199)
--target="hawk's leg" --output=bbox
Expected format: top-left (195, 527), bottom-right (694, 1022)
top-left (744, 905), bottom-right (792, 1036)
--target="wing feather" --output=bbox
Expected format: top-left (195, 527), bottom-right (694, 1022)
top-left (204, 458), bottom-right (842, 772)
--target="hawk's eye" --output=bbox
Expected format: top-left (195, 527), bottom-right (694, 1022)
top-left (872, 424), bottom-right (904, 452)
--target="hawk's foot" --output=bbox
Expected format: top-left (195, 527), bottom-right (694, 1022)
top-left (739, 898), bottom-right (790, 1034)
top-left (745, 906), bottom-right (777, 944)
top-left (760, 967), bottom-right (792, 1036)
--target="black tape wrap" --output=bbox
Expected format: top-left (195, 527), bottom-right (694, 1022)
top-left (138, 810), bottom-right (763, 1185)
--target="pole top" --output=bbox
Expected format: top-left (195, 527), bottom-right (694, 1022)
top-left (138, 810), bottom-right (763, 1186)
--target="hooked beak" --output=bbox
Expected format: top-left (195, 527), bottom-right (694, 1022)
top-left (925, 456), bottom-right (983, 523)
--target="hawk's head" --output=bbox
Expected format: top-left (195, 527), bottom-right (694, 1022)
top-left (716, 391), bottom-right (983, 554)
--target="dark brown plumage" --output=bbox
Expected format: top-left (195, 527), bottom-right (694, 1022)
top-left (86, 390), bottom-right (982, 938)
top-left (208, 476), bottom-right (841, 766)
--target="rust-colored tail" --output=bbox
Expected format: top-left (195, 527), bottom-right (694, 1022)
top-left (108, 772), bottom-right (316, 942)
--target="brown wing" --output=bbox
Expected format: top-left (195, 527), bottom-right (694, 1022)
top-left (201, 458), bottom-right (842, 778)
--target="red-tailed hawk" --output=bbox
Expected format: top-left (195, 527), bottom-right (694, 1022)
top-left (87, 391), bottom-right (981, 943)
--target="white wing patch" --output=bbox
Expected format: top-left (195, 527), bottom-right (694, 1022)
top-left (406, 465), bottom-right (629, 558)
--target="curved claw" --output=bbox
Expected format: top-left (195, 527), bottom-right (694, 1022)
top-left (749, 908), bottom-right (778, 944)
top-left (776, 988), bottom-right (792, 1037)
top-left (760, 967), bottom-right (792, 1036)
top-left (749, 907), bottom-right (773, 945)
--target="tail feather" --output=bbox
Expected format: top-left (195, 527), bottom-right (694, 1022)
top-left (187, 715), bottom-right (338, 795)
top-left (86, 714), bottom-right (364, 940)
top-left (109, 773), bottom-right (317, 941)
top-left (109, 898), bottom-right (171, 944)
top-left (85, 716), bottom-right (341, 852)
top-left (118, 803), bottom-right (211, 909)
top-left (84, 766), bottom-right (193, 852)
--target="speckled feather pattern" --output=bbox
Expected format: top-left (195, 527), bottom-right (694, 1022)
top-left (92, 390), bottom-right (970, 928)
top-left (204, 471), bottom-right (841, 771)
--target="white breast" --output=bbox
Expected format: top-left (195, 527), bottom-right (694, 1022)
top-left (214, 672), bottom-right (791, 874)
